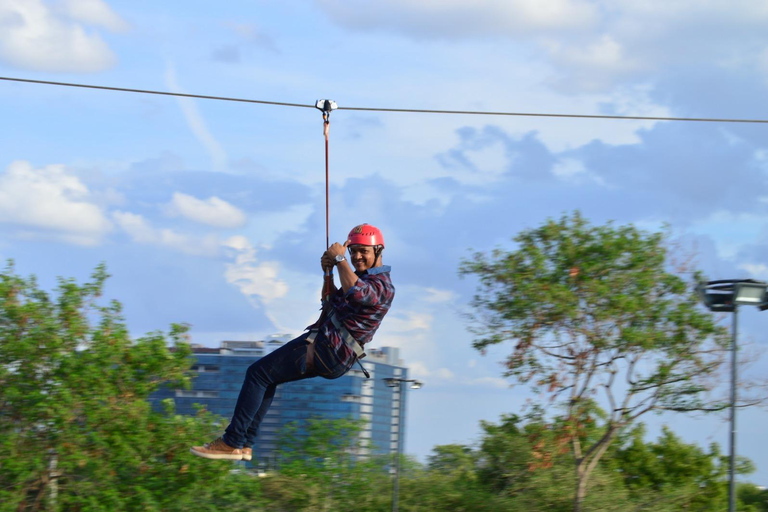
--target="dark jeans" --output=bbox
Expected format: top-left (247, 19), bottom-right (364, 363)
top-left (222, 331), bottom-right (352, 449)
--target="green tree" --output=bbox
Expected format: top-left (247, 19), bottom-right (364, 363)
top-left (737, 483), bottom-right (768, 512)
top-left (0, 263), bottom-right (263, 511)
top-left (263, 417), bottom-right (391, 511)
top-left (613, 424), bottom-right (756, 510)
top-left (459, 212), bottom-right (752, 511)
top-left (473, 409), bottom-right (629, 512)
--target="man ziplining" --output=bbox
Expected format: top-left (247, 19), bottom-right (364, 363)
top-left (190, 223), bottom-right (395, 461)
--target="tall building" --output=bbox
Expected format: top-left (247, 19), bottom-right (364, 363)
top-left (150, 334), bottom-right (408, 469)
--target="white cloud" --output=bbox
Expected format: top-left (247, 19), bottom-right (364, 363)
top-left (408, 361), bottom-right (431, 379)
top-left (463, 141), bottom-right (509, 186)
top-left (611, 0), bottom-right (768, 25)
top-left (316, 0), bottom-right (599, 38)
top-left (0, 0), bottom-right (123, 72)
top-left (423, 287), bottom-right (457, 303)
top-left (689, 211), bottom-right (768, 259)
top-left (405, 363), bottom-right (508, 388)
top-left (384, 311), bottom-right (433, 332)
top-left (112, 210), bottom-right (153, 243)
top-left (164, 66), bottom-right (228, 172)
top-left (0, 160), bottom-right (111, 244)
top-left (739, 263), bottom-right (768, 281)
top-left (405, 363), bottom-right (454, 381)
top-left (542, 34), bottom-right (642, 91)
top-left (166, 192), bottom-right (246, 228)
top-left (61, 0), bottom-right (129, 32)
top-left (545, 34), bottom-right (630, 70)
top-left (113, 210), bottom-right (220, 256)
top-left (222, 235), bottom-right (289, 306)
top-left (317, 0), bottom-right (768, 93)
top-left (552, 157), bottom-right (606, 186)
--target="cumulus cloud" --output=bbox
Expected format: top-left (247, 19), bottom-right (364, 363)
top-left (60, 0), bottom-right (129, 32)
top-left (383, 311), bottom-right (433, 333)
top-left (316, 0), bottom-right (768, 92)
top-left (315, 0), bottom-right (599, 38)
top-left (740, 263), bottom-right (768, 281)
top-left (423, 287), bottom-right (457, 303)
top-left (0, 160), bottom-right (111, 244)
top-left (552, 157), bottom-right (606, 186)
top-left (222, 235), bottom-right (289, 306)
top-left (113, 210), bottom-right (220, 256)
top-left (407, 361), bottom-right (431, 379)
top-left (542, 34), bottom-right (643, 91)
top-left (166, 192), bottom-right (246, 228)
top-left (689, 211), bottom-right (768, 259)
top-left (0, 0), bottom-right (125, 72)
top-left (437, 126), bottom-right (556, 185)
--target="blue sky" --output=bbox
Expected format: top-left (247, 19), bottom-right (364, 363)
top-left (3, 0), bottom-right (768, 483)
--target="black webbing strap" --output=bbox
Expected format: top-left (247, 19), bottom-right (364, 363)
top-left (305, 321), bottom-right (370, 378)
top-left (305, 331), bottom-right (317, 374)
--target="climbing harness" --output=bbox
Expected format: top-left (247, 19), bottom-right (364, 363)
top-left (305, 310), bottom-right (369, 377)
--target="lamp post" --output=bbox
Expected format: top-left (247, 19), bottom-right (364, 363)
top-left (383, 377), bottom-right (423, 512)
top-left (697, 279), bottom-right (768, 512)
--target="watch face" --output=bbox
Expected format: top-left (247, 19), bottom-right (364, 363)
top-left (335, 254), bottom-right (345, 262)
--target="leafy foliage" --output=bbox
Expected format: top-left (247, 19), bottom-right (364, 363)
top-left (0, 263), bottom-right (264, 511)
top-left (2, 260), bottom-right (764, 511)
top-left (417, 411), bottom-right (757, 512)
top-left (459, 212), bottom-right (743, 509)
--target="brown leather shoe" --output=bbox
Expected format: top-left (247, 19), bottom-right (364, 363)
top-left (242, 447), bottom-right (252, 461)
top-left (190, 437), bottom-right (243, 460)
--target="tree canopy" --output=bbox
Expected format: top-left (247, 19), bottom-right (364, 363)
top-left (2, 255), bottom-right (765, 511)
top-left (0, 263), bottom-right (262, 511)
top-left (459, 212), bottom-right (753, 510)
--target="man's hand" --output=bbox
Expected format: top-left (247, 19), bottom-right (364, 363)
top-left (321, 240), bottom-right (349, 270)
top-left (320, 252), bottom-right (334, 272)
top-left (327, 240), bottom-right (349, 259)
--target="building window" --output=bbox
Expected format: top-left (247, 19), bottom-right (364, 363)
top-left (175, 390), bottom-right (219, 398)
top-left (190, 365), bottom-right (220, 373)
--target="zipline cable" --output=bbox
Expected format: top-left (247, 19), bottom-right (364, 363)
top-left (0, 76), bottom-right (314, 109)
top-left (2, 76), bottom-right (768, 125)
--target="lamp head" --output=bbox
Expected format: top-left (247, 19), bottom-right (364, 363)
top-left (383, 378), bottom-right (398, 388)
top-left (733, 281), bottom-right (768, 306)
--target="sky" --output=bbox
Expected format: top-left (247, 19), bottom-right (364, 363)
top-left (2, 0), bottom-right (768, 483)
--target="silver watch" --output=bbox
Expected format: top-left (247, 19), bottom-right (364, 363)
top-left (334, 254), bottom-right (346, 265)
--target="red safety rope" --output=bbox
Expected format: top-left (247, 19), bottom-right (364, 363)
top-left (324, 114), bottom-right (330, 250)
top-left (323, 112), bottom-right (332, 302)
top-left (315, 100), bottom-right (337, 303)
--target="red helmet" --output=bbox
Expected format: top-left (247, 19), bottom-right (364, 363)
top-left (347, 223), bottom-right (384, 247)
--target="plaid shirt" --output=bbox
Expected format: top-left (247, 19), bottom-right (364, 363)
top-left (318, 265), bottom-right (395, 364)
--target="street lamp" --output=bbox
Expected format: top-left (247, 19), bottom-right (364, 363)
top-left (383, 377), bottom-right (423, 512)
top-left (697, 278), bottom-right (768, 512)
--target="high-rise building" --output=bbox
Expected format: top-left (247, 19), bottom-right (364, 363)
top-left (150, 335), bottom-right (408, 469)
